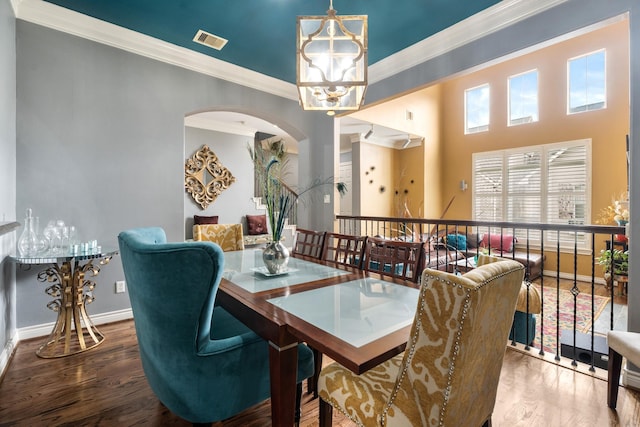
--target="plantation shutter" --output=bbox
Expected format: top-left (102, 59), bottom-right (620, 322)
top-left (473, 153), bottom-right (503, 221)
top-left (472, 139), bottom-right (591, 250)
top-left (546, 143), bottom-right (589, 247)
top-left (506, 150), bottom-right (542, 223)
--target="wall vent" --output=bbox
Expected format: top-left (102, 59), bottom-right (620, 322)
top-left (193, 30), bottom-right (228, 51)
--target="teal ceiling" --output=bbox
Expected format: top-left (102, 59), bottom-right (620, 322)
top-left (43, 0), bottom-right (501, 83)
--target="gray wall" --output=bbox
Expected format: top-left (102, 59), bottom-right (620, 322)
top-left (184, 127), bottom-right (260, 239)
top-left (0, 1), bottom-right (17, 360)
top-left (183, 127), bottom-right (301, 239)
top-left (15, 20), bottom-right (334, 327)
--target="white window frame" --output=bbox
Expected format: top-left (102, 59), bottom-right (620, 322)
top-left (567, 49), bottom-right (607, 114)
top-left (472, 139), bottom-right (592, 251)
top-left (508, 69), bottom-right (539, 126)
top-left (464, 83), bottom-right (490, 134)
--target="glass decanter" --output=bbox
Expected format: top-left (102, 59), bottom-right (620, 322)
top-left (18, 208), bottom-right (45, 257)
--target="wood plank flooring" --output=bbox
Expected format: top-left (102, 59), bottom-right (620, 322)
top-left (1, 319), bottom-right (639, 426)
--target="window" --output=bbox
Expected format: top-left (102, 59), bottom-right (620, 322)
top-left (568, 50), bottom-right (606, 114)
top-left (508, 70), bottom-right (538, 126)
top-left (473, 139), bottom-right (591, 249)
top-left (465, 84), bottom-right (490, 134)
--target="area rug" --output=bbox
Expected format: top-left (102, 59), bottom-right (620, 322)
top-left (532, 287), bottom-right (610, 354)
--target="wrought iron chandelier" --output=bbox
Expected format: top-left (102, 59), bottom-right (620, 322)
top-left (296, 1), bottom-right (368, 115)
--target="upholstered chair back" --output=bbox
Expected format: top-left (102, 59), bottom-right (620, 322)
top-left (193, 223), bottom-right (244, 251)
top-left (118, 227), bottom-right (314, 423)
top-left (318, 257), bottom-right (524, 427)
top-left (385, 258), bottom-right (524, 426)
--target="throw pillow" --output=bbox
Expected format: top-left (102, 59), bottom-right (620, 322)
top-left (246, 214), bottom-right (268, 235)
top-left (481, 233), bottom-right (516, 253)
top-left (194, 215), bottom-right (219, 225)
top-left (446, 233), bottom-right (467, 251)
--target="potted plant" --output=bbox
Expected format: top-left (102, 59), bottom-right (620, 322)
top-left (248, 141), bottom-right (346, 273)
top-left (597, 248), bottom-right (629, 290)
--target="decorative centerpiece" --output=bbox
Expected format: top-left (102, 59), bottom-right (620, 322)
top-left (595, 191), bottom-right (629, 242)
top-left (249, 141), bottom-right (346, 274)
top-left (261, 156), bottom-right (292, 274)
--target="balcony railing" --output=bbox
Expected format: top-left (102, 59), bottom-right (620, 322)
top-left (336, 215), bottom-right (628, 372)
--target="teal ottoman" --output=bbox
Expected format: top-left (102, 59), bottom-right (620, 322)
top-left (510, 311), bottom-right (536, 346)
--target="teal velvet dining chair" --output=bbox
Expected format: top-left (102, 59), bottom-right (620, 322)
top-left (117, 227), bottom-right (314, 425)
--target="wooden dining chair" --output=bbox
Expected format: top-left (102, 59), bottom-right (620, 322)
top-left (362, 237), bottom-right (425, 283)
top-left (321, 232), bottom-right (367, 268)
top-left (292, 228), bottom-right (326, 259)
top-left (305, 232), bottom-right (368, 398)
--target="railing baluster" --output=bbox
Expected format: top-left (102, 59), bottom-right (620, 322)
top-left (336, 215), bottom-right (626, 370)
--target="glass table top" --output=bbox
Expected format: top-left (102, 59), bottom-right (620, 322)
top-left (222, 249), bottom-right (350, 293)
top-left (267, 277), bottom-right (419, 348)
top-left (11, 247), bottom-right (118, 264)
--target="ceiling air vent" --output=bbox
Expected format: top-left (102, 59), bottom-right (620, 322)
top-left (193, 30), bottom-right (228, 51)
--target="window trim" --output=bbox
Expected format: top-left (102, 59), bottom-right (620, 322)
top-left (507, 69), bottom-right (539, 127)
top-left (567, 49), bottom-right (607, 115)
top-left (464, 83), bottom-right (490, 134)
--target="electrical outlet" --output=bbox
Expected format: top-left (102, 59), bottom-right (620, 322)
top-left (115, 280), bottom-right (126, 294)
top-left (324, 194), bottom-right (331, 203)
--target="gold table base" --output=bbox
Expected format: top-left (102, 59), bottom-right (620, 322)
top-left (35, 256), bottom-right (112, 358)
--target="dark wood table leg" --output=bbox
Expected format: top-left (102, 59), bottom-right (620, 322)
top-left (269, 341), bottom-right (298, 427)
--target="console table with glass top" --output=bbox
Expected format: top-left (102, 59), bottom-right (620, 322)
top-left (12, 248), bottom-right (118, 358)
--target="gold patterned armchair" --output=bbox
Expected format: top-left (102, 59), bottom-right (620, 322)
top-left (193, 223), bottom-right (244, 252)
top-left (318, 255), bottom-right (525, 427)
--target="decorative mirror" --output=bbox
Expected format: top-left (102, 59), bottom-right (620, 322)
top-left (185, 145), bottom-right (236, 209)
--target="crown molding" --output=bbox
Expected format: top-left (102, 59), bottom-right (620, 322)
top-left (369, 0), bottom-right (569, 83)
top-left (10, 0), bottom-right (20, 15)
top-left (184, 115), bottom-right (256, 137)
top-left (15, 0), bottom-right (567, 99)
top-left (14, 0), bottom-right (299, 101)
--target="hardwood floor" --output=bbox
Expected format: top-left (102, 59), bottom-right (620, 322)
top-left (1, 319), bottom-right (639, 426)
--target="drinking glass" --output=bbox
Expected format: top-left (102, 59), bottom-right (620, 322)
top-left (42, 220), bottom-right (56, 254)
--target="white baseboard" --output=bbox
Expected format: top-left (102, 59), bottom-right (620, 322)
top-left (541, 269), bottom-right (608, 286)
top-left (623, 365), bottom-right (640, 390)
top-left (0, 331), bottom-right (19, 380)
top-left (1, 309), bottom-right (133, 379)
top-left (16, 308), bottom-right (134, 341)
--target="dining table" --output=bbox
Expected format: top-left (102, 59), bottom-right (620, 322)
top-left (216, 248), bottom-right (421, 427)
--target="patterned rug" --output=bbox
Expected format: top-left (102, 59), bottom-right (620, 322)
top-left (532, 287), bottom-right (610, 353)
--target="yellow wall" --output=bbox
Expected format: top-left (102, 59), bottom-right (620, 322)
top-left (350, 20), bottom-right (629, 277)
top-left (394, 145), bottom-right (424, 217)
top-left (350, 83), bottom-right (443, 218)
top-left (438, 20), bottom-right (629, 276)
top-left (358, 143), bottom-right (396, 217)
top-left (440, 20), bottom-right (630, 221)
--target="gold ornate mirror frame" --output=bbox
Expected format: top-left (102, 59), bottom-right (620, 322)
top-left (185, 145), bottom-right (236, 209)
